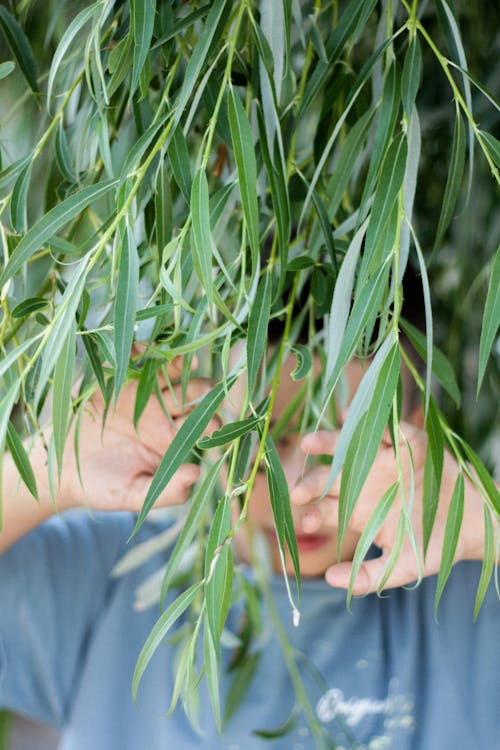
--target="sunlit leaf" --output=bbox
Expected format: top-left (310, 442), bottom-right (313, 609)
top-left (247, 271), bottom-right (271, 396)
top-left (6, 422), bottom-right (38, 501)
top-left (10, 162), bottom-right (32, 234)
top-left (433, 106), bottom-right (465, 254)
top-left (130, 0), bottom-right (156, 96)
top-left (114, 223), bottom-right (139, 398)
top-left (198, 416), bottom-right (262, 449)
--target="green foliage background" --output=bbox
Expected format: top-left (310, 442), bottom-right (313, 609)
top-left (0, 0), bottom-right (499, 742)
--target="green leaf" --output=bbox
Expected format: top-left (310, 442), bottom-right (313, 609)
top-left (0, 60), bottom-right (14, 79)
top-left (52, 320), bottom-right (76, 482)
top-left (11, 297), bottom-right (47, 319)
top-left (0, 6), bottom-right (38, 93)
top-left (47, 2), bottom-right (100, 105)
top-left (0, 180), bottom-right (117, 287)
top-left (161, 457), bottom-right (225, 605)
top-left (205, 496), bottom-right (233, 642)
top-left (203, 622), bottom-right (222, 732)
top-left (400, 319), bottom-right (461, 407)
top-left (132, 375), bottom-right (236, 535)
top-left (434, 473), bottom-right (464, 617)
top-left (433, 106), bottom-right (465, 254)
top-left (6, 422), bottom-right (38, 501)
top-left (228, 88), bottom-right (260, 273)
top-left (401, 34), bottom-right (422, 116)
top-left (172, 0), bottom-right (228, 129)
top-left (132, 579), bottom-right (203, 700)
top-left (478, 247), bottom-right (500, 394)
top-left (338, 345), bottom-right (400, 544)
top-left (10, 162), bottom-right (32, 234)
top-left (265, 433), bottom-right (300, 594)
top-left (55, 123), bottom-right (75, 182)
top-left (290, 345), bottom-right (313, 381)
top-left (254, 704), bottom-right (299, 739)
top-left (35, 259), bottom-right (89, 409)
top-left (130, 0), bottom-right (156, 96)
top-left (133, 358), bottom-right (157, 429)
top-left (361, 135), bottom-right (407, 280)
top-left (346, 482), bottom-right (399, 608)
top-left (474, 505), bottom-right (496, 620)
top-left (246, 271), bottom-right (271, 395)
top-left (422, 397), bottom-right (444, 557)
top-left (198, 416), bottom-right (262, 449)
top-left (191, 168), bottom-right (214, 313)
top-left (114, 223), bottom-right (139, 398)
top-left (458, 439), bottom-right (500, 515)
top-left (81, 333), bottom-right (106, 397)
top-left (167, 126), bottom-right (192, 202)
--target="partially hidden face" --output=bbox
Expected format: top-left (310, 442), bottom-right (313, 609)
top-left (229, 353), bottom-right (364, 578)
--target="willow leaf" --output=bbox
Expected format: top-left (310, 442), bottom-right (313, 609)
top-left (228, 88), bottom-right (259, 273)
top-left (161, 457), bottom-right (225, 605)
top-left (173, 0), bottom-right (228, 129)
top-left (247, 271), bottom-right (271, 396)
top-left (204, 623), bottom-right (222, 732)
top-left (0, 180), bottom-right (117, 286)
top-left (291, 345), bottom-right (313, 381)
top-left (47, 2), bottom-right (100, 105)
top-left (11, 297), bottom-right (47, 319)
top-left (0, 6), bottom-right (38, 93)
top-left (114, 224), bottom-right (139, 398)
top-left (132, 375), bottom-right (236, 535)
top-left (52, 320), bottom-right (76, 482)
top-left (132, 580), bottom-right (203, 700)
top-left (458, 439), bottom-right (500, 515)
top-left (361, 135), bottom-right (407, 280)
top-left (478, 248), bottom-right (500, 394)
top-left (191, 168), bottom-right (214, 313)
top-left (422, 398), bottom-right (444, 557)
top-left (401, 34), bottom-right (422, 117)
top-left (433, 107), bottom-right (465, 254)
top-left (10, 162), bottom-right (32, 234)
top-left (474, 505), bottom-right (496, 620)
top-left (479, 132), bottom-right (500, 168)
top-left (399, 319), bottom-right (460, 407)
top-left (167, 127), bottom-right (192, 202)
top-left (338, 345), bottom-right (400, 544)
top-left (198, 416), bottom-right (262, 449)
top-left (130, 0), bottom-right (155, 96)
top-left (346, 482), bottom-right (399, 608)
top-left (434, 473), bottom-right (464, 617)
top-left (205, 496), bottom-right (233, 644)
top-left (6, 422), bottom-right (38, 501)
top-left (265, 433), bottom-right (300, 593)
top-left (0, 60), bottom-right (14, 79)
top-left (35, 260), bottom-right (88, 409)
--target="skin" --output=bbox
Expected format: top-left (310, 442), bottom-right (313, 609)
top-left (0, 353), bottom-right (489, 596)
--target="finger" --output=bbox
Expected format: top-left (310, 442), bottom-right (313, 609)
top-left (290, 466), bottom-right (336, 505)
top-left (325, 555), bottom-right (418, 595)
top-left (300, 498), bottom-right (339, 532)
top-left (128, 463), bottom-right (201, 509)
top-left (301, 430), bottom-right (340, 456)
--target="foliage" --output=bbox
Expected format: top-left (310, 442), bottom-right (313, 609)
top-left (0, 0), bottom-right (499, 741)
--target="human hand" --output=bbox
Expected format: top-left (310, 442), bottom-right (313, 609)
top-left (291, 422), bottom-right (486, 594)
top-left (55, 358), bottom-right (214, 514)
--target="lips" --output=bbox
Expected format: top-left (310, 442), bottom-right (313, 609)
top-left (294, 533), bottom-right (330, 554)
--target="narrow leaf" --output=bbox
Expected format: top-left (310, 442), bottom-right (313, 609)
top-left (130, 0), bottom-right (156, 96)
top-left (198, 416), bottom-right (262, 449)
top-left (52, 320), bottom-right (76, 482)
top-left (459, 439), bottom-right (500, 515)
top-left (247, 272), bottom-right (271, 395)
top-left (0, 60), bottom-right (14, 79)
top-left (291, 345), bottom-right (313, 381)
top-left (478, 248), bottom-right (500, 393)
top-left (0, 6), bottom-right (38, 93)
top-left (433, 106), bottom-right (465, 253)
top-left (474, 505), bottom-right (496, 620)
top-left (228, 88), bottom-right (260, 272)
top-left (434, 473), bottom-right (464, 616)
top-left (132, 375), bottom-right (236, 535)
top-left (11, 297), bottom-right (47, 319)
top-left (0, 180), bottom-right (117, 287)
top-left (10, 162), bottom-right (32, 234)
top-left (114, 224), bottom-right (139, 398)
top-left (167, 127), bottom-right (192, 202)
top-left (6, 422), bottom-right (38, 501)
top-left (132, 580), bottom-right (203, 700)
top-left (401, 34), bottom-right (422, 116)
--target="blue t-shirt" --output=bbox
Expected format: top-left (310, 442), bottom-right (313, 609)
top-left (0, 511), bottom-right (498, 750)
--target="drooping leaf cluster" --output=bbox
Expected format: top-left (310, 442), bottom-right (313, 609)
top-left (0, 0), bottom-right (499, 738)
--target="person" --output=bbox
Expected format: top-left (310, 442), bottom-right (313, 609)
top-left (0, 351), bottom-right (498, 750)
